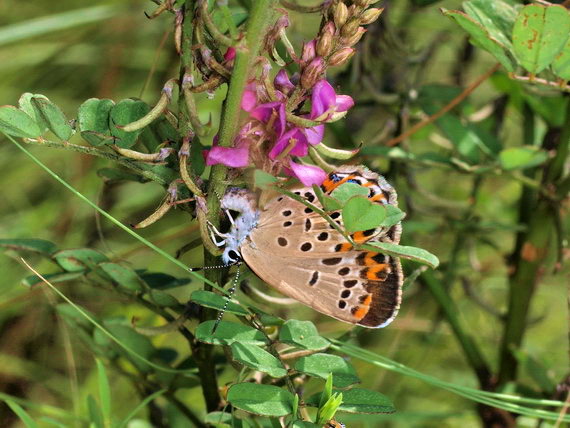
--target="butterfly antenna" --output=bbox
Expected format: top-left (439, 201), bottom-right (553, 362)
top-left (189, 261), bottom-right (239, 272)
top-left (212, 262), bottom-right (241, 334)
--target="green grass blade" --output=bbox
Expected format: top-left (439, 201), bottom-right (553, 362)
top-left (0, 6), bottom-right (122, 46)
top-left (5, 400), bottom-right (38, 428)
top-left (115, 389), bottom-right (167, 428)
top-left (96, 360), bottom-right (112, 427)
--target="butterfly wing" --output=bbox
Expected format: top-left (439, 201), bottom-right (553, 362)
top-left (241, 185), bottom-right (403, 328)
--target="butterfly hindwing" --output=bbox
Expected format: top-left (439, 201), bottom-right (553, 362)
top-left (242, 180), bottom-right (403, 328)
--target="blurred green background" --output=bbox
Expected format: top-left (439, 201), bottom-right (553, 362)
top-left (0, 0), bottom-right (568, 427)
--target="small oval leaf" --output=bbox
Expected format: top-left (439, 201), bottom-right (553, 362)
top-left (78, 98), bottom-right (115, 146)
top-left (196, 321), bottom-right (268, 346)
top-left (53, 248), bottom-right (109, 272)
top-left (0, 106), bottom-right (42, 138)
top-left (30, 97), bottom-right (73, 141)
top-left (110, 99), bottom-right (151, 149)
top-left (294, 353), bottom-right (360, 388)
top-left (0, 238), bottom-right (57, 255)
top-left (279, 320), bottom-right (330, 351)
top-left (190, 290), bottom-right (248, 316)
top-left (99, 263), bottom-right (145, 292)
top-left (342, 196), bottom-right (387, 233)
top-left (361, 241), bottom-right (439, 268)
top-left (512, 4), bottom-right (570, 74)
top-left (230, 342), bottom-right (287, 378)
top-left (227, 383), bottom-right (294, 417)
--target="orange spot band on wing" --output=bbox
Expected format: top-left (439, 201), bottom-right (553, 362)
top-left (323, 175), bottom-right (355, 194)
top-left (338, 243), bottom-right (352, 252)
top-left (353, 295), bottom-right (373, 320)
top-left (370, 193), bottom-right (387, 202)
top-left (366, 264), bottom-right (388, 280)
top-left (364, 252), bottom-right (379, 266)
top-left (352, 231), bottom-right (367, 243)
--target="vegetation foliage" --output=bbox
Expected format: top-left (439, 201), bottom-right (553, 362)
top-left (0, 0), bottom-right (568, 427)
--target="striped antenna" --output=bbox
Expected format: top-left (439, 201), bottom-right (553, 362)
top-left (212, 263), bottom-right (242, 334)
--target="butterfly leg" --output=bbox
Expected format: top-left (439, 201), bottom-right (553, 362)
top-left (206, 221), bottom-right (229, 247)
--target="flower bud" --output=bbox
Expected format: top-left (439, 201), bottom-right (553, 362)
top-left (300, 57), bottom-right (326, 89)
top-left (360, 7), bottom-right (383, 25)
top-left (333, 2), bottom-right (348, 28)
top-left (343, 27), bottom-right (366, 46)
top-left (340, 17), bottom-right (360, 39)
top-left (317, 22), bottom-right (335, 57)
top-left (300, 39), bottom-right (317, 65)
top-left (328, 47), bottom-right (355, 67)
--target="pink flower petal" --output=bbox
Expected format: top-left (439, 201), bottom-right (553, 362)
top-left (241, 82), bottom-right (258, 112)
top-left (274, 70), bottom-right (295, 94)
top-left (335, 95), bottom-right (354, 112)
top-left (224, 47), bottom-right (236, 61)
top-left (205, 145), bottom-right (249, 168)
top-left (311, 80), bottom-right (336, 118)
top-left (303, 124), bottom-right (324, 145)
top-left (289, 160), bottom-right (327, 186)
top-left (269, 128), bottom-right (308, 159)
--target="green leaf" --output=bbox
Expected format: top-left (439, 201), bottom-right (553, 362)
top-left (21, 272), bottom-right (83, 288)
top-left (95, 360), bottom-right (111, 423)
top-left (5, 400), bottom-right (38, 428)
top-left (110, 99), bottom-right (151, 149)
top-left (253, 169), bottom-right (278, 189)
top-left (498, 147), bottom-right (549, 170)
top-left (330, 182), bottom-right (370, 204)
top-left (279, 320), bottom-right (330, 351)
top-left (361, 241), bottom-right (439, 269)
top-left (56, 303), bottom-right (99, 330)
top-left (313, 184), bottom-right (342, 211)
top-left (0, 105), bottom-right (42, 138)
top-left (97, 321), bottom-right (156, 372)
top-left (190, 290), bottom-right (248, 316)
top-left (139, 272), bottom-right (191, 290)
top-left (99, 263), bottom-right (145, 292)
top-left (230, 342), bottom-right (287, 378)
top-left (380, 205), bottom-right (405, 229)
top-left (87, 395), bottom-right (104, 428)
top-left (0, 238), bottom-right (57, 255)
top-left (30, 96), bottom-right (73, 141)
top-left (307, 388), bottom-right (395, 414)
top-left (552, 36), bottom-right (570, 80)
top-left (463, 0), bottom-right (517, 49)
top-left (97, 168), bottom-right (146, 183)
top-left (18, 93), bottom-right (49, 131)
top-left (196, 321), bottom-right (268, 346)
top-left (53, 248), bottom-right (109, 272)
top-left (189, 136), bottom-right (206, 176)
top-left (227, 383), bottom-right (294, 417)
top-left (342, 196), bottom-right (386, 234)
top-left (443, 9), bottom-right (515, 72)
top-left (204, 411), bottom-right (232, 428)
top-left (78, 98), bottom-right (115, 146)
top-left (149, 289), bottom-right (180, 307)
top-left (294, 353), bottom-right (360, 388)
top-left (512, 4), bottom-right (570, 74)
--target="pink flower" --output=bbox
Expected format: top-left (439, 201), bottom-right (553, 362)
top-left (310, 79), bottom-right (354, 120)
top-left (286, 160), bottom-right (327, 186)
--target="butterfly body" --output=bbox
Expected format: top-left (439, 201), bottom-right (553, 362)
top-left (220, 166), bottom-right (403, 328)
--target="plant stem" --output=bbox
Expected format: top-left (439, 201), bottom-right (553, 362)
top-left (497, 103), bottom-right (570, 385)
top-left (199, 0), bottom-right (276, 412)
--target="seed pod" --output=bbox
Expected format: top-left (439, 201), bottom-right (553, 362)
top-left (333, 2), bottom-right (348, 28)
top-left (328, 47), bottom-right (355, 67)
top-left (317, 22), bottom-right (336, 57)
top-left (300, 57), bottom-right (326, 89)
top-left (344, 27), bottom-right (366, 46)
top-left (360, 7), bottom-right (383, 25)
top-left (340, 17), bottom-right (360, 39)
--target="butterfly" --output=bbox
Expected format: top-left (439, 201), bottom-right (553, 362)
top-left (213, 165), bottom-right (403, 328)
